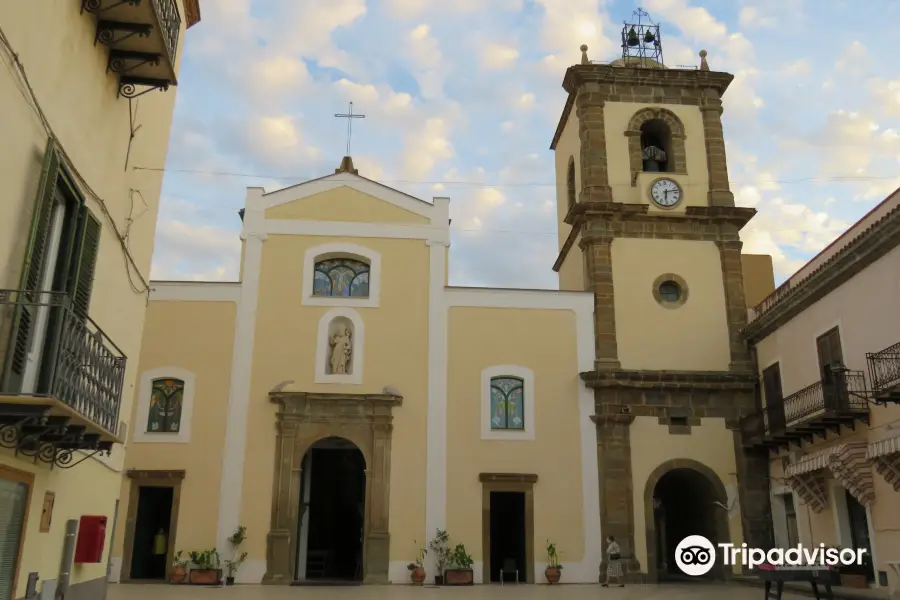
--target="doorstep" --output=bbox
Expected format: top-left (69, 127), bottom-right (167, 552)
top-left (734, 575), bottom-right (891, 599)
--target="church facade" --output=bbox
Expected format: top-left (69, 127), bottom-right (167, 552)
top-left (110, 47), bottom-right (777, 585)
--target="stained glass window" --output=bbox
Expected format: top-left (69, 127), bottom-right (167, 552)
top-left (313, 258), bottom-right (370, 297)
top-left (148, 378), bottom-right (184, 433)
top-left (490, 376), bottom-right (525, 430)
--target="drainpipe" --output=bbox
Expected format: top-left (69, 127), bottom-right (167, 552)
top-left (56, 519), bottom-right (78, 599)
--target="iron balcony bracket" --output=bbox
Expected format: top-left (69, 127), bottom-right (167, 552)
top-left (95, 20), bottom-right (153, 47)
top-left (81, 0), bottom-right (142, 15)
top-left (118, 75), bottom-right (170, 98)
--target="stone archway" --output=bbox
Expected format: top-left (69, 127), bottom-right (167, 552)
top-left (643, 458), bottom-right (731, 581)
top-left (262, 391), bottom-right (401, 585)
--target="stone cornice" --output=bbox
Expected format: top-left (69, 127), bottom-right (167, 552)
top-left (581, 369), bottom-right (758, 391)
top-left (270, 391), bottom-right (403, 406)
top-left (479, 473), bottom-right (538, 484)
top-left (552, 218), bottom-right (583, 272)
top-left (562, 65), bottom-right (735, 97)
top-left (742, 204), bottom-right (900, 343)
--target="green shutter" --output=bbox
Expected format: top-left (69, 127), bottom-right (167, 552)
top-left (2, 139), bottom-right (60, 391)
top-left (70, 208), bottom-right (101, 316)
top-left (0, 478), bottom-right (29, 600)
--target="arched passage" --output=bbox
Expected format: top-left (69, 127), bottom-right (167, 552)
top-left (297, 436), bottom-right (366, 582)
top-left (643, 459), bottom-right (731, 581)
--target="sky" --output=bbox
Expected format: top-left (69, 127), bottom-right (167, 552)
top-left (146, 0), bottom-right (900, 289)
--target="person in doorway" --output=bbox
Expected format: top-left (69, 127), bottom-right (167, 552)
top-left (602, 535), bottom-right (624, 588)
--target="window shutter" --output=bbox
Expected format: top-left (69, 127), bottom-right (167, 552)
top-left (2, 139), bottom-right (60, 392)
top-left (0, 479), bottom-right (29, 600)
top-left (69, 208), bottom-right (101, 316)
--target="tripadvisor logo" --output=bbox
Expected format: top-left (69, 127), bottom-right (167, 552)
top-left (675, 536), bottom-right (867, 576)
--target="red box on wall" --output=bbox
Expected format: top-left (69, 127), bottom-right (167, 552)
top-left (74, 515), bottom-right (107, 563)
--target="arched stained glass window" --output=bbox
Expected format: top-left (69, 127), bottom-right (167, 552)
top-left (148, 378), bottom-right (184, 433)
top-left (490, 376), bottom-right (525, 430)
top-left (313, 258), bottom-right (370, 297)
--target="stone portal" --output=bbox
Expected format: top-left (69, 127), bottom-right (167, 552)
top-left (263, 391), bottom-right (401, 585)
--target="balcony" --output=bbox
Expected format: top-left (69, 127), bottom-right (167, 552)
top-left (0, 290), bottom-right (125, 468)
top-left (867, 341), bottom-right (900, 403)
top-left (741, 368), bottom-right (869, 451)
top-left (81, 0), bottom-right (181, 98)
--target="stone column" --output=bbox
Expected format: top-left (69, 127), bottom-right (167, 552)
top-left (701, 98), bottom-right (735, 207)
top-left (731, 428), bottom-right (774, 555)
top-left (575, 86), bottom-right (613, 203)
top-left (364, 423), bottom-right (392, 583)
top-left (584, 239), bottom-right (620, 370)
top-left (716, 240), bottom-right (753, 372)
top-left (593, 414), bottom-right (640, 577)
top-left (264, 420), bottom-right (298, 584)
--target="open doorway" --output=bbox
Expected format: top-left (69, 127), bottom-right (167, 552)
top-left (297, 437), bottom-right (366, 583)
top-left (489, 492), bottom-right (526, 583)
top-left (845, 490), bottom-right (875, 582)
top-left (130, 486), bottom-right (174, 580)
top-left (651, 467), bottom-right (725, 581)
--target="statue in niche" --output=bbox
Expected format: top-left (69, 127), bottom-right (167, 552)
top-left (329, 324), bottom-right (353, 374)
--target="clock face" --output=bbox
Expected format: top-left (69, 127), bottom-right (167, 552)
top-left (650, 178), bottom-right (681, 207)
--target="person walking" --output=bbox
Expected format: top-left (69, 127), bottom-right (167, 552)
top-left (602, 535), bottom-right (625, 587)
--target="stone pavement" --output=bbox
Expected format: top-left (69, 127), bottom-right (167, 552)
top-left (106, 583), bottom-right (816, 600)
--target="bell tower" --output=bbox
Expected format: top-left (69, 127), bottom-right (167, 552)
top-left (551, 10), bottom-right (772, 581)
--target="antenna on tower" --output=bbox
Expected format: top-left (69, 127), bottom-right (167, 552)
top-left (621, 8), bottom-right (663, 67)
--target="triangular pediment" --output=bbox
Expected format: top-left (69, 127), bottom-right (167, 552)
top-left (259, 172), bottom-right (436, 225)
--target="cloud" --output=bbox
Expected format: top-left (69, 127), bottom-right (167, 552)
top-left (534, 0), bottom-right (615, 63)
top-left (779, 59), bottom-right (812, 78)
top-left (738, 6), bottom-right (776, 28)
top-left (481, 43), bottom-right (520, 70)
top-left (834, 41), bottom-right (867, 74)
top-left (151, 220), bottom-right (241, 281)
top-left (401, 118), bottom-right (455, 178)
top-left (871, 79), bottom-right (900, 118)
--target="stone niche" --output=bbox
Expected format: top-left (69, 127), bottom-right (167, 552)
top-left (326, 316), bottom-right (355, 376)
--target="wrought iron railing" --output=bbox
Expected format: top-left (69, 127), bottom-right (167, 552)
top-left (867, 341), bottom-right (900, 394)
top-left (150, 0), bottom-right (182, 64)
top-left (740, 368), bottom-right (868, 443)
top-left (0, 290), bottom-right (126, 435)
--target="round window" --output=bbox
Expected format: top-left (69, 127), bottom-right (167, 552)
top-left (658, 281), bottom-right (682, 303)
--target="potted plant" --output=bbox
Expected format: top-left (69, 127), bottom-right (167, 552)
top-left (428, 529), bottom-right (451, 585)
top-left (170, 550), bottom-right (188, 584)
top-left (224, 525), bottom-right (247, 585)
top-left (407, 540), bottom-right (427, 584)
top-left (545, 540), bottom-right (563, 584)
top-left (188, 549), bottom-right (222, 585)
top-left (444, 544), bottom-right (474, 586)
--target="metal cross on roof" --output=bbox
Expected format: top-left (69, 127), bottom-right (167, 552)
top-left (334, 101), bottom-right (366, 156)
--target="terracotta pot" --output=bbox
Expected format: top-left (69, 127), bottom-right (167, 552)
top-left (545, 566), bottom-right (561, 584)
top-left (410, 567), bottom-right (426, 584)
top-left (189, 569), bottom-right (222, 585)
top-left (434, 575), bottom-right (444, 585)
top-left (170, 565), bottom-right (187, 584)
top-left (225, 577), bottom-right (235, 586)
top-left (444, 568), bottom-right (474, 586)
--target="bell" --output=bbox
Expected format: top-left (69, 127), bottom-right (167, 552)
top-left (627, 26), bottom-right (639, 46)
top-left (644, 29), bottom-right (655, 44)
top-left (643, 159), bottom-right (660, 172)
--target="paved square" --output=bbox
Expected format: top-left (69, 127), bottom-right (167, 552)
top-left (107, 583), bottom-right (806, 600)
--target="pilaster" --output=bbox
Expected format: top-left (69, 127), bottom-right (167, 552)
top-left (716, 240), bottom-right (753, 371)
top-left (575, 85), bottom-right (613, 203)
top-left (583, 239), bottom-right (620, 370)
top-left (701, 100), bottom-right (735, 207)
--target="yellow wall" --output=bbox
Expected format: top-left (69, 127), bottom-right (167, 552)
top-left (603, 102), bottom-right (709, 210)
top-left (265, 186), bottom-right (431, 224)
top-left (115, 300), bottom-right (237, 557)
top-left (0, 455), bottom-right (121, 598)
top-left (445, 307), bottom-right (585, 562)
top-left (742, 254), bottom-right (775, 308)
top-left (629, 417), bottom-right (744, 573)
top-left (240, 234), bottom-right (431, 563)
top-left (0, 1), bottom-right (188, 594)
top-left (554, 111), bottom-right (585, 292)
top-left (612, 238), bottom-right (731, 371)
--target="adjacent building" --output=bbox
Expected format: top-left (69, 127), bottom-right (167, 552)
top-left (113, 27), bottom-right (780, 585)
top-left (742, 189), bottom-right (900, 591)
top-left (0, 2), bottom-right (199, 599)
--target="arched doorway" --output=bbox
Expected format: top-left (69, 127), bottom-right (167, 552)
top-left (297, 437), bottom-right (366, 583)
top-left (644, 459), bottom-right (731, 581)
